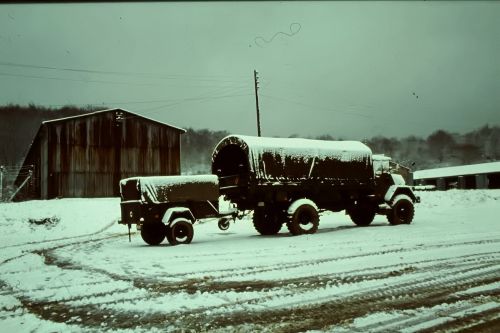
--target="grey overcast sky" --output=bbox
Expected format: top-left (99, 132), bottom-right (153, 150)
top-left (0, 1), bottom-right (499, 139)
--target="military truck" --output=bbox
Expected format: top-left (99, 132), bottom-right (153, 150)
top-left (119, 135), bottom-right (419, 245)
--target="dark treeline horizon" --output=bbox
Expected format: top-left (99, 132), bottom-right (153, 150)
top-left (1, 104), bottom-right (499, 176)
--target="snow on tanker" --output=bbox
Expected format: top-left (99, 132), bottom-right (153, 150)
top-left (119, 135), bottom-right (419, 245)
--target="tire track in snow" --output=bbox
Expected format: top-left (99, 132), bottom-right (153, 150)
top-left (121, 238), bottom-right (500, 281)
top-left (204, 265), bottom-right (500, 332)
top-left (9, 247), bottom-right (500, 331)
top-left (0, 219), bottom-right (120, 250)
top-left (40, 238), bottom-right (499, 294)
top-left (0, 219), bottom-right (125, 267)
top-left (351, 301), bottom-right (499, 332)
top-left (43, 235), bottom-right (500, 290)
top-left (2, 220), bottom-right (499, 331)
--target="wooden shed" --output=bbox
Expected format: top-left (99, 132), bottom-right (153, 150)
top-left (14, 108), bottom-right (185, 199)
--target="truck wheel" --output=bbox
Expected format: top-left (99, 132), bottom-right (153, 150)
top-left (253, 208), bottom-right (283, 235)
top-left (166, 218), bottom-right (194, 245)
top-left (348, 206), bottom-right (376, 226)
top-left (141, 222), bottom-right (166, 246)
top-left (287, 204), bottom-right (319, 235)
top-left (389, 195), bottom-right (414, 225)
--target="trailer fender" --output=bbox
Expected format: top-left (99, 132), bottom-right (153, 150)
top-left (384, 185), bottom-right (419, 204)
top-left (287, 198), bottom-right (318, 216)
top-left (162, 207), bottom-right (195, 225)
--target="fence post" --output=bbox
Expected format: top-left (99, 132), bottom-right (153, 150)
top-left (0, 165), bottom-right (4, 201)
top-left (8, 170), bottom-right (32, 202)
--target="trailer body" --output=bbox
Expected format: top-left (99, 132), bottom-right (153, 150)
top-left (119, 175), bottom-right (220, 245)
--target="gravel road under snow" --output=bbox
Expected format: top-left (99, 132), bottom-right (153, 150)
top-left (0, 190), bottom-right (499, 332)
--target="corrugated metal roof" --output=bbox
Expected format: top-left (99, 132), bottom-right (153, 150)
top-left (42, 108), bottom-right (186, 133)
top-left (413, 161), bottom-right (500, 180)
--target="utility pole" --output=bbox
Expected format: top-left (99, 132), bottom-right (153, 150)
top-left (0, 165), bottom-right (3, 201)
top-left (254, 70), bottom-right (262, 137)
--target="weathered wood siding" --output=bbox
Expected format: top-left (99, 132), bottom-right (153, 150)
top-left (42, 110), bottom-right (181, 198)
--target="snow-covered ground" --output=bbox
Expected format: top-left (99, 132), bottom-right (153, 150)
top-left (0, 190), bottom-right (499, 332)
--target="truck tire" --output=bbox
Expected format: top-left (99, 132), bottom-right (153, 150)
top-left (389, 195), bottom-right (414, 225)
top-left (253, 208), bottom-right (283, 235)
top-left (141, 222), bottom-right (166, 246)
top-left (166, 218), bottom-right (194, 245)
top-left (287, 203), bottom-right (319, 235)
top-left (348, 207), bottom-right (376, 226)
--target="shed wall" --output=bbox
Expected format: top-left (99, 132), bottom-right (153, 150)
top-left (42, 111), bottom-right (181, 198)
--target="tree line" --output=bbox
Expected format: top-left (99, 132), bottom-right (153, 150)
top-left (1, 104), bottom-right (499, 175)
top-left (181, 126), bottom-right (500, 174)
top-left (0, 104), bottom-right (100, 167)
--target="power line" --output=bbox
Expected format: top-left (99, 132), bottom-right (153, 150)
top-left (139, 85), bottom-right (249, 111)
top-left (0, 71), bottom-right (156, 86)
top-left (0, 70), bottom-right (250, 88)
top-left (261, 93), bottom-right (431, 128)
top-left (0, 61), bottom-right (248, 82)
top-left (45, 84), bottom-right (250, 108)
top-left (139, 90), bottom-right (252, 115)
top-left (260, 93), bottom-right (374, 119)
top-left (48, 84), bottom-right (249, 109)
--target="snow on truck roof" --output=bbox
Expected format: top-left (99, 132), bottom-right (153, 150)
top-left (212, 135), bottom-right (372, 161)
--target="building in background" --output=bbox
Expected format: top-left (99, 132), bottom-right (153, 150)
top-left (413, 162), bottom-right (500, 190)
top-left (14, 108), bottom-right (185, 200)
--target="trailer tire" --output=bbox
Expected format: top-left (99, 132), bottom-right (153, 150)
top-left (166, 218), bottom-right (194, 245)
top-left (287, 204), bottom-right (319, 235)
top-left (253, 208), bottom-right (283, 235)
top-left (389, 195), bottom-right (414, 225)
top-left (141, 222), bottom-right (166, 246)
top-left (348, 204), bottom-right (376, 226)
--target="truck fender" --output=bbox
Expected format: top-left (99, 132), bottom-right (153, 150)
top-left (384, 185), bottom-right (418, 204)
top-left (287, 198), bottom-right (318, 216)
top-left (162, 207), bottom-right (195, 225)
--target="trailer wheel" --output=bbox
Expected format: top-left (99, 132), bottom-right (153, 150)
top-left (253, 208), bottom-right (283, 235)
top-left (140, 222), bottom-right (166, 246)
top-left (218, 217), bottom-right (230, 231)
top-left (166, 218), bottom-right (194, 245)
top-left (348, 205), bottom-right (376, 226)
top-left (287, 204), bottom-right (319, 235)
top-left (389, 195), bottom-right (414, 225)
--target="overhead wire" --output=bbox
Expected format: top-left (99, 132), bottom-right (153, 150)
top-left (40, 82), bottom-right (252, 111)
top-left (260, 93), bottom-right (374, 119)
top-left (0, 61), bottom-right (248, 82)
top-left (0, 71), bottom-right (157, 87)
top-left (138, 85), bottom-right (252, 115)
top-left (261, 92), bottom-right (430, 128)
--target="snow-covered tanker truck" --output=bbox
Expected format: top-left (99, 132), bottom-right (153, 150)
top-left (119, 135), bottom-right (419, 245)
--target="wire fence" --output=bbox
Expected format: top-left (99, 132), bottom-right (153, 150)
top-left (0, 164), bottom-right (36, 202)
